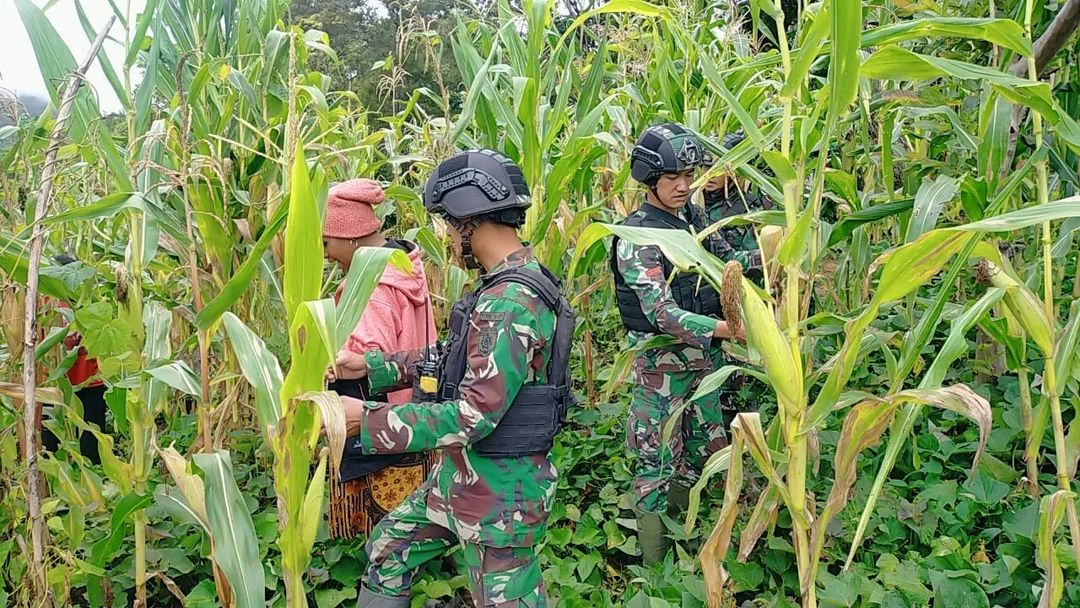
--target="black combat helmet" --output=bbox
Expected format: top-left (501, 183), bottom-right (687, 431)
top-left (720, 131), bottom-right (745, 152)
top-left (630, 123), bottom-right (712, 185)
top-left (424, 149), bottom-right (530, 225)
top-left (424, 149), bottom-right (531, 268)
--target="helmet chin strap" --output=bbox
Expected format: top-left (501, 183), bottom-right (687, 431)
top-left (452, 218), bottom-right (482, 270)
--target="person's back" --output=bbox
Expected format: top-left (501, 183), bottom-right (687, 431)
top-left (322, 178), bottom-right (438, 538)
top-left (331, 149), bottom-right (573, 607)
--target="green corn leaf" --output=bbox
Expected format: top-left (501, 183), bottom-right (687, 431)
top-left (86, 492), bottom-right (153, 607)
top-left (827, 199), bottom-right (914, 247)
top-left (334, 247), bottom-right (409, 351)
top-left (133, 23), bottom-right (162, 135)
top-left (861, 17), bottom-right (1031, 55)
top-left (222, 312), bottom-right (284, 441)
top-left (781, 1), bottom-right (831, 99)
top-left (196, 201), bottom-right (287, 330)
top-left (194, 451), bottom-right (265, 608)
top-left (907, 175), bottom-right (959, 243)
top-left (125, 0), bottom-right (160, 68)
top-left (827, 0), bottom-right (862, 122)
top-left (283, 144), bottom-right (322, 324)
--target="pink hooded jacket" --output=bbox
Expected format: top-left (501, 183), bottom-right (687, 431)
top-left (337, 245), bottom-right (437, 404)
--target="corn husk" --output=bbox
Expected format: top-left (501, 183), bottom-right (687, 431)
top-left (740, 278), bottom-right (803, 414)
top-left (984, 261), bottom-right (1054, 356)
top-left (1, 285), bottom-right (25, 360)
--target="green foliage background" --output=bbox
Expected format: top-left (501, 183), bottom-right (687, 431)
top-left (0, 0), bottom-right (1079, 607)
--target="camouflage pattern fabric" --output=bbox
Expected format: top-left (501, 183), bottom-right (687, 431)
top-left (626, 365), bottom-right (727, 513)
top-left (614, 236), bottom-right (716, 375)
top-left (700, 186), bottom-right (773, 273)
top-left (365, 488), bottom-right (546, 606)
top-left (344, 247), bottom-right (555, 599)
top-left (614, 231), bottom-right (730, 513)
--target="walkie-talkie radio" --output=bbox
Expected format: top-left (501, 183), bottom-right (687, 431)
top-left (413, 343), bottom-right (442, 402)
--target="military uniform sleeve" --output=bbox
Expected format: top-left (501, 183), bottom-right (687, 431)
top-left (715, 234), bottom-right (762, 270)
top-left (364, 348), bottom-right (422, 394)
top-left (615, 239), bottom-right (715, 349)
top-left (351, 292), bottom-right (539, 454)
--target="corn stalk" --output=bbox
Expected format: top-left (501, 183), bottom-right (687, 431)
top-left (18, 16), bottom-right (114, 604)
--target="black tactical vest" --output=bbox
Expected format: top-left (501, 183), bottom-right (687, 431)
top-left (439, 264), bottom-right (576, 458)
top-left (610, 203), bottom-right (722, 334)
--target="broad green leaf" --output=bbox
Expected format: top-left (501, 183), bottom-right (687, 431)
top-left (124, 0), bottom-right (160, 67)
top-left (862, 47), bottom-right (1059, 120)
top-left (781, 2), bottom-right (831, 98)
top-left (334, 247), bottom-right (410, 351)
top-left (222, 312), bottom-right (284, 440)
top-left (284, 144), bottom-right (322, 323)
top-left (133, 23), bottom-right (162, 135)
top-left (300, 450), bottom-right (328, 553)
top-left (861, 17), bottom-right (1031, 55)
top-left (907, 175), bottom-right (959, 243)
top-left (957, 196), bottom-right (1080, 232)
top-left (827, 199), bottom-right (913, 247)
top-left (778, 202), bottom-right (814, 265)
top-left (43, 192), bottom-right (142, 225)
top-left (978, 94), bottom-right (1012, 187)
top-left (194, 451), bottom-right (265, 608)
top-left (197, 202), bottom-right (288, 330)
top-left (827, 0), bottom-right (862, 122)
top-left (146, 361), bottom-right (201, 397)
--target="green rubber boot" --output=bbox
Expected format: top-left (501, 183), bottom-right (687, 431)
top-left (667, 482), bottom-right (691, 520)
top-left (356, 586), bottom-right (411, 608)
top-left (636, 509), bottom-right (671, 566)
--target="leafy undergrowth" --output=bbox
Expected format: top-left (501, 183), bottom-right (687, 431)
top-left (17, 372), bottom-right (1071, 608)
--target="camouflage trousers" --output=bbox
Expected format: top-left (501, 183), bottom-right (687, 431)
top-left (364, 487), bottom-right (546, 607)
top-left (626, 368), bottom-right (728, 514)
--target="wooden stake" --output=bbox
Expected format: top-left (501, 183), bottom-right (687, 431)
top-left (21, 16), bottom-right (116, 604)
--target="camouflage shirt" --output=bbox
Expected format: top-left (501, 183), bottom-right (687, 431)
top-left (614, 215), bottom-right (717, 374)
top-left (700, 187), bottom-right (772, 272)
top-left (351, 247), bottom-right (557, 547)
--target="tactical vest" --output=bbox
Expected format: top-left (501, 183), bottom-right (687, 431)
top-left (610, 203), bottom-right (722, 334)
top-left (439, 264), bottom-right (576, 458)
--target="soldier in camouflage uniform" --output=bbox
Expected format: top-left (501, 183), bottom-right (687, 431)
top-left (334, 150), bottom-right (575, 607)
top-left (610, 124), bottom-right (741, 565)
top-left (700, 131), bottom-right (774, 282)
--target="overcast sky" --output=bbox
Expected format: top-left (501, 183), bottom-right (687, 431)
top-left (0, 0), bottom-right (146, 114)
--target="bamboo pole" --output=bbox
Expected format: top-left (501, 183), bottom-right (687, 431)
top-left (21, 16), bottom-right (116, 605)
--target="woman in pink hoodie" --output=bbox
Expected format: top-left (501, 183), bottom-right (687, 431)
top-left (322, 178), bottom-right (437, 539)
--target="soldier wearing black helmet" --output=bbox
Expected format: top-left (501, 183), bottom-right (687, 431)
top-left (610, 123), bottom-right (742, 565)
top-left (332, 149), bottom-right (576, 607)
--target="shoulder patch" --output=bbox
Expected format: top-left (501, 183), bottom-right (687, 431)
top-left (478, 326), bottom-right (498, 356)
